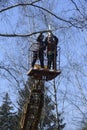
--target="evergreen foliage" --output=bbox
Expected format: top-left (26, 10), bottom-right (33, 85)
top-left (18, 77), bottom-right (65, 130)
top-left (0, 93), bottom-right (18, 130)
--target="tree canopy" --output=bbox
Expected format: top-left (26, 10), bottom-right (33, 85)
top-left (0, 0), bottom-right (87, 130)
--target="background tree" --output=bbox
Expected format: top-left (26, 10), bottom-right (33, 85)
top-left (0, 93), bottom-right (18, 130)
top-left (18, 77), bottom-right (65, 130)
top-left (40, 94), bottom-right (65, 130)
top-left (0, 0), bottom-right (87, 130)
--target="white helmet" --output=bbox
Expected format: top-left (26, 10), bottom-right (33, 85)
top-left (48, 32), bottom-right (53, 37)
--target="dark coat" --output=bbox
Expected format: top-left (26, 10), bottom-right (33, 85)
top-left (45, 35), bottom-right (58, 54)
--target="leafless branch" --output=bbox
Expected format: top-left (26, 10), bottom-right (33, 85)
top-left (0, 2), bottom-right (83, 29)
top-left (0, 65), bottom-right (19, 85)
top-left (31, 4), bottom-right (83, 28)
top-left (0, 30), bottom-right (51, 37)
top-left (60, 89), bottom-right (86, 118)
top-left (70, 0), bottom-right (83, 16)
top-left (0, 2), bottom-right (39, 13)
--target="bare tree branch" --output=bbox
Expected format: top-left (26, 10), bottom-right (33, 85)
top-left (0, 30), bottom-right (52, 37)
top-left (60, 89), bottom-right (86, 118)
top-left (0, 65), bottom-right (19, 85)
top-left (70, 0), bottom-right (83, 16)
top-left (0, 2), bottom-right (40, 13)
top-left (0, 3), bottom-right (83, 29)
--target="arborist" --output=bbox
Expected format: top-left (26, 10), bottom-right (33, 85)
top-left (45, 31), bottom-right (58, 70)
top-left (31, 33), bottom-right (46, 68)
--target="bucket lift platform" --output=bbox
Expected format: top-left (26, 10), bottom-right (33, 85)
top-left (27, 65), bottom-right (61, 81)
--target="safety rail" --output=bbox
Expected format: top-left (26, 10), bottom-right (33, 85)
top-left (28, 43), bottom-right (61, 70)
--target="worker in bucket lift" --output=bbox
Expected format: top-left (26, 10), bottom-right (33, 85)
top-left (45, 31), bottom-right (58, 70)
top-left (31, 33), bottom-right (46, 68)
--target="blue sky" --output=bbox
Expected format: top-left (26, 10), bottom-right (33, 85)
top-left (0, 0), bottom-right (87, 129)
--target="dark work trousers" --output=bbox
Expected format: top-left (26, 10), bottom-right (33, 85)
top-left (32, 51), bottom-right (44, 68)
top-left (47, 52), bottom-right (57, 70)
